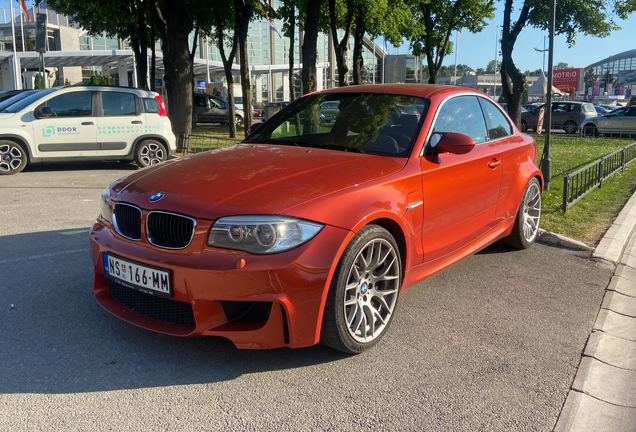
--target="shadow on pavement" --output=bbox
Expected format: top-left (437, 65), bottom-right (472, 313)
top-left (0, 229), bottom-right (348, 395)
top-left (23, 160), bottom-right (139, 174)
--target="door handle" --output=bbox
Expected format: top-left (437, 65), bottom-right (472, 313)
top-left (81, 121), bottom-right (94, 126)
top-left (488, 159), bottom-right (503, 169)
top-left (131, 121), bottom-right (143, 125)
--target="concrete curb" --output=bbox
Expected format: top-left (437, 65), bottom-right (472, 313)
top-left (537, 229), bottom-right (593, 251)
top-left (553, 190), bottom-right (636, 431)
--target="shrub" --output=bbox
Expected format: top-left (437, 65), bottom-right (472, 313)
top-left (100, 75), bottom-right (111, 85)
top-left (88, 74), bottom-right (99, 85)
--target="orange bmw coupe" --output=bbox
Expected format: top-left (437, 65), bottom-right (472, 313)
top-left (90, 85), bottom-right (542, 354)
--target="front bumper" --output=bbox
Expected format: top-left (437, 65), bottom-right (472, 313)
top-left (89, 219), bottom-right (351, 349)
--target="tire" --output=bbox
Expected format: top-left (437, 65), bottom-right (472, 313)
top-left (520, 120), bottom-right (528, 132)
top-left (584, 124), bottom-right (598, 137)
top-left (134, 140), bottom-right (167, 168)
top-left (502, 178), bottom-right (542, 250)
top-left (564, 121), bottom-right (578, 135)
top-left (0, 140), bottom-right (28, 175)
top-left (320, 225), bottom-right (402, 354)
top-left (235, 115), bottom-right (244, 127)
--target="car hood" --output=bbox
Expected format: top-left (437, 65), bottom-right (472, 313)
top-left (113, 144), bottom-right (406, 219)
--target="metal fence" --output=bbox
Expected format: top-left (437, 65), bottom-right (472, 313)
top-left (562, 142), bottom-right (636, 212)
top-left (179, 134), bottom-right (242, 155)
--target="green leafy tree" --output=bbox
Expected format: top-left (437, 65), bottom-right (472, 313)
top-left (274, 0), bottom-right (301, 101)
top-left (64, 78), bottom-right (71, 85)
top-left (100, 75), bottom-right (111, 85)
top-left (499, 0), bottom-right (635, 127)
top-left (486, 59), bottom-right (501, 72)
top-left (34, 73), bottom-right (46, 89)
top-left (555, 62), bottom-right (570, 70)
top-left (407, 0), bottom-right (495, 84)
top-left (88, 74), bottom-right (99, 85)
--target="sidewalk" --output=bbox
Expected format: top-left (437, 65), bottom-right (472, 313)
top-left (554, 192), bottom-right (636, 431)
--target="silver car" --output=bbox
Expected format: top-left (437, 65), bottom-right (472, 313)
top-left (194, 93), bottom-right (244, 126)
top-left (520, 101), bottom-right (596, 134)
top-left (581, 105), bottom-right (636, 137)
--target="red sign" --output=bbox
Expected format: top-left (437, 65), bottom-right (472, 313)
top-left (552, 68), bottom-right (579, 91)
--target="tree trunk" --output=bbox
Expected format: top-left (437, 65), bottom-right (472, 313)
top-left (501, 0), bottom-right (530, 128)
top-left (352, 7), bottom-right (365, 85)
top-left (328, 0), bottom-right (353, 87)
top-left (235, 0), bottom-right (253, 137)
top-left (154, 2), bottom-right (194, 137)
top-left (302, 1), bottom-right (321, 95)
top-left (213, 9), bottom-right (239, 138)
top-left (150, 4), bottom-right (156, 92)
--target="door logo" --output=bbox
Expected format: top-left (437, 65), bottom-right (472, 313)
top-left (42, 126), bottom-right (55, 137)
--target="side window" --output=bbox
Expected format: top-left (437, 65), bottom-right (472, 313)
top-left (432, 96), bottom-right (487, 144)
top-left (41, 92), bottom-right (92, 117)
top-left (479, 98), bottom-right (513, 140)
top-left (210, 98), bottom-right (224, 109)
top-left (102, 92), bottom-right (137, 116)
top-left (194, 95), bottom-right (207, 108)
top-left (143, 98), bottom-right (160, 114)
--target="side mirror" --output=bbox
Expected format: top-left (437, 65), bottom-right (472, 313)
top-left (247, 123), bottom-right (262, 135)
top-left (430, 132), bottom-right (475, 155)
top-left (35, 106), bottom-right (53, 118)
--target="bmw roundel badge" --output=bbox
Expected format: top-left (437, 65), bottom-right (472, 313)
top-left (148, 192), bottom-right (165, 202)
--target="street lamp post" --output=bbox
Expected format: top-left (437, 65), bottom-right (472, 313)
top-left (493, 26), bottom-right (498, 97)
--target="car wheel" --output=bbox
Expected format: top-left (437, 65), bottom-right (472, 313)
top-left (135, 140), bottom-right (167, 168)
top-left (564, 121), bottom-right (578, 135)
top-left (520, 120), bottom-right (528, 132)
top-left (503, 178), bottom-right (542, 250)
top-left (235, 115), bottom-right (243, 127)
top-left (584, 124), bottom-right (598, 137)
top-left (0, 140), bottom-right (28, 175)
top-left (320, 225), bottom-right (401, 354)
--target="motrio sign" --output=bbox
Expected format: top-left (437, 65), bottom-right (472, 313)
top-left (552, 68), bottom-right (583, 92)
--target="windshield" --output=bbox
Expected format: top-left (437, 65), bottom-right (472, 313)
top-left (0, 91), bottom-right (37, 112)
top-left (3, 88), bottom-right (59, 113)
top-left (246, 92), bottom-right (428, 157)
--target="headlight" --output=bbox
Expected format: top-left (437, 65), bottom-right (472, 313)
top-left (101, 187), bottom-right (111, 223)
top-left (208, 216), bottom-right (324, 254)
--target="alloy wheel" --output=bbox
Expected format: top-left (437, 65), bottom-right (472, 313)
top-left (522, 181), bottom-right (542, 242)
top-left (0, 143), bottom-right (23, 173)
top-left (139, 143), bottom-right (165, 166)
top-left (343, 238), bottom-right (399, 343)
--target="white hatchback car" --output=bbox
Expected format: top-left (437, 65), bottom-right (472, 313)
top-left (0, 86), bottom-right (176, 175)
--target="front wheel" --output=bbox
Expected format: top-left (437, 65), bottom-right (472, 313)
top-left (235, 115), bottom-right (244, 127)
top-left (134, 140), bottom-right (167, 168)
top-left (0, 140), bottom-right (28, 175)
top-left (502, 178), bottom-right (542, 249)
top-left (583, 124), bottom-right (598, 137)
top-left (520, 120), bottom-right (528, 132)
top-left (320, 225), bottom-right (402, 354)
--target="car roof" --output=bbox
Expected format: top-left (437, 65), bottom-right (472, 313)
top-left (316, 83), bottom-right (484, 99)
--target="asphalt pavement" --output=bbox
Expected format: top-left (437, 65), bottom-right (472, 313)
top-left (0, 160), bottom-right (628, 431)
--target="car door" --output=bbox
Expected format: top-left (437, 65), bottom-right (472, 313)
top-left (96, 91), bottom-right (144, 156)
top-left (209, 97), bottom-right (229, 123)
top-left (194, 94), bottom-right (210, 123)
top-left (420, 95), bottom-right (503, 262)
top-left (32, 90), bottom-right (97, 157)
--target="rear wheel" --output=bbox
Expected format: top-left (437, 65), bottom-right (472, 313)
top-left (134, 140), bottom-right (167, 168)
top-left (503, 178), bottom-right (542, 250)
top-left (321, 225), bottom-right (401, 354)
top-left (0, 140), bottom-right (27, 175)
top-left (564, 121), bottom-right (578, 135)
top-left (235, 115), bottom-right (244, 127)
top-left (583, 124), bottom-right (598, 137)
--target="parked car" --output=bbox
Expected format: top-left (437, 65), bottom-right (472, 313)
top-left (594, 105), bottom-right (613, 116)
top-left (520, 101), bottom-right (596, 134)
top-left (0, 90), bottom-right (38, 111)
top-left (319, 100), bottom-right (340, 124)
top-left (263, 101), bottom-right (291, 120)
top-left (0, 86), bottom-right (175, 175)
top-left (194, 93), bottom-right (244, 126)
top-left (498, 103), bottom-right (527, 114)
top-left (0, 89), bottom-right (31, 104)
top-left (581, 105), bottom-right (636, 137)
top-left (91, 85), bottom-right (542, 354)
top-left (252, 104), bottom-right (264, 119)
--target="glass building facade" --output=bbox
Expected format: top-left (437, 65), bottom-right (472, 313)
top-left (584, 50), bottom-right (636, 99)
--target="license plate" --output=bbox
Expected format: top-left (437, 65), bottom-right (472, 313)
top-left (103, 253), bottom-right (171, 298)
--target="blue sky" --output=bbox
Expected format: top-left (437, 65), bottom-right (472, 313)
top-left (390, 7), bottom-right (635, 72)
top-left (3, 0), bottom-right (634, 72)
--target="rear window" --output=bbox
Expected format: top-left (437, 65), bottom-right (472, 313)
top-left (143, 98), bottom-right (161, 114)
top-left (582, 104), bottom-right (595, 113)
